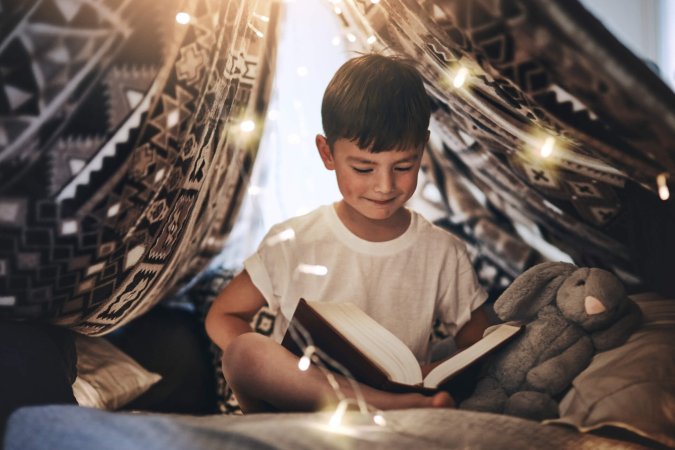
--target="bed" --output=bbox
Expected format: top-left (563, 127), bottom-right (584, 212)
top-left (4, 292), bottom-right (674, 449)
top-left (3, 407), bottom-right (660, 450)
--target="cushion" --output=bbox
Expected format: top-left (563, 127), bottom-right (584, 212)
top-left (550, 293), bottom-right (675, 447)
top-left (71, 335), bottom-right (161, 410)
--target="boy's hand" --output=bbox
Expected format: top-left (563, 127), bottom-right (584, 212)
top-left (454, 305), bottom-right (492, 350)
top-left (421, 360), bottom-right (447, 377)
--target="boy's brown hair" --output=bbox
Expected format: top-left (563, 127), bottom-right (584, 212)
top-left (321, 53), bottom-right (431, 152)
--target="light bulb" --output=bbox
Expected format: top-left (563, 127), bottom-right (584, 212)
top-left (373, 413), bottom-right (386, 426)
top-left (539, 136), bottom-right (555, 158)
top-left (239, 120), bottom-right (255, 133)
top-left (657, 173), bottom-right (670, 201)
top-left (298, 345), bottom-right (316, 371)
top-left (298, 355), bottom-right (311, 371)
top-left (452, 67), bottom-right (468, 88)
top-left (175, 12), bottom-right (191, 24)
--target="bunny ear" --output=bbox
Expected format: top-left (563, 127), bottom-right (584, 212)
top-left (494, 262), bottom-right (578, 321)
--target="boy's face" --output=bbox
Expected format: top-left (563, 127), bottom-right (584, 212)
top-left (316, 135), bottom-right (424, 224)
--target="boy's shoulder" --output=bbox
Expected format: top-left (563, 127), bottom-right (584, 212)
top-left (411, 210), bottom-right (469, 252)
top-left (265, 205), bottom-right (329, 240)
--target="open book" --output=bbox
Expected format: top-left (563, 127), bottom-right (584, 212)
top-left (281, 298), bottom-right (523, 394)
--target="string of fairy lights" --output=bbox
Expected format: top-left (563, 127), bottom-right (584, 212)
top-left (168, 0), bottom-right (672, 431)
top-left (319, 0), bottom-right (672, 201)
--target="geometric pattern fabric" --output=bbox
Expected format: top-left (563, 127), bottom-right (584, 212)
top-left (340, 0), bottom-right (675, 294)
top-left (0, 0), bottom-right (279, 334)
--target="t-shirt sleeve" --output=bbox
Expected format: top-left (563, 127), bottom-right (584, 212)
top-left (243, 224), bottom-right (289, 314)
top-left (436, 242), bottom-right (488, 337)
top-left (244, 251), bottom-right (278, 312)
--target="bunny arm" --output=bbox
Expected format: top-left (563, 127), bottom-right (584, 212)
top-left (525, 335), bottom-right (594, 396)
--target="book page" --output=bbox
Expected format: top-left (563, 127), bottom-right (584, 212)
top-left (309, 301), bottom-right (423, 385)
top-left (423, 323), bottom-right (522, 388)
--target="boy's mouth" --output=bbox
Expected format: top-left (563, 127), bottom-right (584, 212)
top-left (366, 197), bottom-right (396, 205)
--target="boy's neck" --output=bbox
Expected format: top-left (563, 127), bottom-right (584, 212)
top-left (333, 201), bottom-right (411, 242)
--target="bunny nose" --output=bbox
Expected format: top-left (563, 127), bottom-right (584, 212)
top-left (585, 296), bottom-right (606, 315)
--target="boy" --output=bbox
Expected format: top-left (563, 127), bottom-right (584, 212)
top-left (205, 53), bottom-right (490, 413)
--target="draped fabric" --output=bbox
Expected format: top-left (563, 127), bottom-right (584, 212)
top-left (0, 0), bottom-right (279, 334)
top-left (338, 0), bottom-right (675, 296)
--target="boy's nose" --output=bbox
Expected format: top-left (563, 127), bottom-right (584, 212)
top-left (374, 170), bottom-right (395, 194)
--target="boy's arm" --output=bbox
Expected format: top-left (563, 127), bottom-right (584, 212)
top-left (205, 269), bottom-right (268, 353)
top-left (454, 304), bottom-right (492, 350)
top-left (421, 305), bottom-right (492, 376)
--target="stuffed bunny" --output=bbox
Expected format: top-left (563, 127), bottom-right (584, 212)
top-left (460, 261), bottom-right (642, 421)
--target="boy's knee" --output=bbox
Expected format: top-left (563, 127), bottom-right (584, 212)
top-left (221, 333), bottom-right (270, 384)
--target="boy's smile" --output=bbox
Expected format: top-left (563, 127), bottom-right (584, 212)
top-left (316, 135), bottom-right (424, 241)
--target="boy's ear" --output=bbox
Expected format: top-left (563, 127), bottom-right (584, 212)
top-left (316, 134), bottom-right (335, 170)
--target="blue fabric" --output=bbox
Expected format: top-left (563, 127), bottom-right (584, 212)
top-left (4, 406), bottom-right (274, 450)
top-left (4, 404), bottom-right (655, 449)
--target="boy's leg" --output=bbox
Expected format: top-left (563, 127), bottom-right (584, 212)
top-left (222, 333), bottom-right (453, 413)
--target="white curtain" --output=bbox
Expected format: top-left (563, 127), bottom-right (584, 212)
top-left (216, 0), bottom-right (347, 268)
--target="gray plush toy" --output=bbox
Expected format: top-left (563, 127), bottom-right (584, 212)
top-left (460, 261), bottom-right (642, 421)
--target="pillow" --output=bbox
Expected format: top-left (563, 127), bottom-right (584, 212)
top-left (549, 293), bottom-right (675, 447)
top-left (71, 334), bottom-right (162, 410)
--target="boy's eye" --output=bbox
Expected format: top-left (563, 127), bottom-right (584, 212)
top-left (395, 166), bottom-right (413, 172)
top-left (352, 167), bottom-right (372, 173)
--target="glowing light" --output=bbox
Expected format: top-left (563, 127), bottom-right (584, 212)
top-left (297, 264), bottom-right (328, 276)
top-left (296, 66), bottom-right (309, 77)
top-left (657, 173), bottom-right (670, 200)
top-left (329, 400), bottom-right (349, 428)
top-left (452, 67), bottom-right (469, 88)
top-left (253, 13), bottom-right (270, 22)
top-left (334, 6), bottom-right (342, 14)
top-left (239, 120), bottom-right (256, 133)
top-left (107, 203), bottom-right (120, 218)
top-left (371, 0), bottom-right (381, 3)
top-left (248, 23), bottom-right (264, 38)
top-left (175, 12), bottom-right (191, 24)
top-left (346, 33), bottom-right (356, 43)
top-left (367, 35), bottom-right (377, 45)
top-left (331, 36), bottom-right (341, 46)
top-left (373, 413), bottom-right (386, 426)
top-left (267, 109), bottom-right (279, 121)
top-left (266, 228), bottom-right (296, 246)
top-left (539, 136), bottom-right (555, 158)
top-left (298, 345), bottom-right (316, 371)
top-left (298, 355), bottom-right (311, 371)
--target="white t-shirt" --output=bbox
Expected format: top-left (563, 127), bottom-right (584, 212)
top-left (244, 204), bottom-right (487, 362)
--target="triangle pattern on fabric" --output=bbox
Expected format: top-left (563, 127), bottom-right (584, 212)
top-left (53, 0), bottom-right (83, 23)
top-left (4, 85), bottom-right (34, 111)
